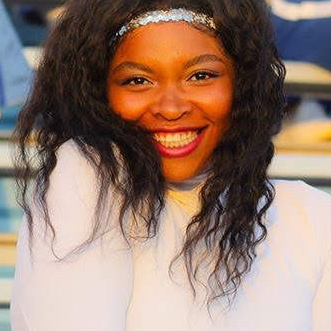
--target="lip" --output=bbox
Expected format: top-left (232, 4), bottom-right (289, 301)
top-left (153, 126), bottom-right (207, 158)
top-left (151, 126), bottom-right (206, 134)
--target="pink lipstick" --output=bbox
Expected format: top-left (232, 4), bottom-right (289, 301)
top-left (153, 127), bottom-right (207, 158)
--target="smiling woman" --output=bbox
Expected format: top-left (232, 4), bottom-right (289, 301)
top-left (10, 0), bottom-right (331, 331)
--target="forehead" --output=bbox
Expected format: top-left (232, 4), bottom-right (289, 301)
top-left (111, 22), bottom-right (229, 65)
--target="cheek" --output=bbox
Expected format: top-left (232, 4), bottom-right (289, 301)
top-left (191, 74), bottom-right (234, 118)
top-left (199, 85), bottom-right (233, 144)
top-left (196, 86), bottom-right (233, 121)
top-left (107, 88), bottom-right (148, 121)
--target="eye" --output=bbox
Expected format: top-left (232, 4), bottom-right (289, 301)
top-left (189, 71), bottom-right (219, 81)
top-left (120, 77), bottom-right (151, 86)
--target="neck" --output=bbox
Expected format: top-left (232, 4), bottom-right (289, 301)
top-left (167, 164), bottom-right (211, 191)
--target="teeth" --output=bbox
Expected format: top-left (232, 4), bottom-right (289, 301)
top-left (154, 130), bottom-right (199, 148)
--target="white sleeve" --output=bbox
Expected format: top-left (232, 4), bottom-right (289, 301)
top-left (10, 140), bottom-right (134, 331)
top-left (303, 182), bottom-right (331, 331)
top-left (313, 247), bottom-right (331, 331)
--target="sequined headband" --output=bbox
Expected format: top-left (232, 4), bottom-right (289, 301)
top-left (110, 8), bottom-right (216, 45)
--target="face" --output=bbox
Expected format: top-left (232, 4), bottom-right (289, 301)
top-left (108, 22), bottom-right (234, 182)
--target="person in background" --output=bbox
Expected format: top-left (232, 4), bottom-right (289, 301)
top-left (269, 0), bottom-right (331, 144)
top-left (271, 0), bottom-right (331, 73)
top-left (5, 3), bottom-right (47, 47)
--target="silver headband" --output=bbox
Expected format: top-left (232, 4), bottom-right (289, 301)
top-left (111, 8), bottom-right (216, 45)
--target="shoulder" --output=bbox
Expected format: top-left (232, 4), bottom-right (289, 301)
top-left (268, 179), bottom-right (331, 258)
top-left (31, 139), bottom-right (101, 238)
top-left (54, 139), bottom-right (96, 179)
top-left (30, 139), bottom-right (121, 256)
top-left (44, 139), bottom-right (106, 217)
top-left (271, 179), bottom-right (331, 213)
top-left (49, 139), bottom-right (108, 199)
top-left (56, 138), bottom-right (85, 160)
top-left (53, 139), bottom-right (122, 184)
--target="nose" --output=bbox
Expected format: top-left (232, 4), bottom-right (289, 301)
top-left (151, 84), bottom-right (191, 121)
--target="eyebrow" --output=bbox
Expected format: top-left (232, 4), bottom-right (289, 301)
top-left (112, 61), bottom-right (154, 75)
top-left (111, 54), bottom-right (224, 75)
top-left (182, 54), bottom-right (224, 71)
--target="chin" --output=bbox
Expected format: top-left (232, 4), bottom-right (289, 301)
top-left (162, 157), bottom-right (210, 182)
top-left (163, 167), bottom-right (199, 183)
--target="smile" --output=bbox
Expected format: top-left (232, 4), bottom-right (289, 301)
top-left (154, 131), bottom-right (198, 148)
top-left (152, 127), bottom-right (207, 158)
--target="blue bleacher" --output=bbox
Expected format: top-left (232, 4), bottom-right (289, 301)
top-left (0, 178), bottom-right (23, 233)
top-left (0, 0), bottom-right (32, 132)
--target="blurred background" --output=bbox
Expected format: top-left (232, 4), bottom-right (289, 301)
top-left (0, 0), bottom-right (331, 330)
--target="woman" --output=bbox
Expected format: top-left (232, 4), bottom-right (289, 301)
top-left (10, 0), bottom-right (331, 330)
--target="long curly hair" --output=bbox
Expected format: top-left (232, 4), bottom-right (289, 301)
top-left (14, 0), bottom-right (286, 312)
